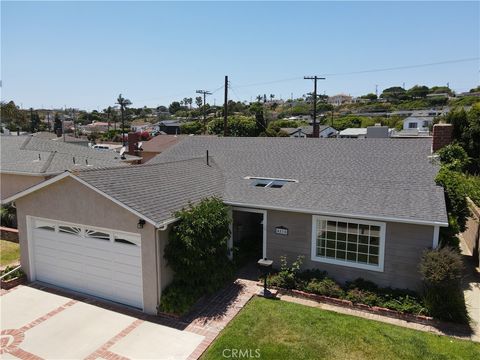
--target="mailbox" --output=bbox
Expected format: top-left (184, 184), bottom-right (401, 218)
top-left (257, 258), bottom-right (274, 297)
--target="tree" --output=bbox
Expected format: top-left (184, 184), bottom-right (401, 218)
top-left (53, 113), bottom-right (62, 136)
top-left (116, 94), bottom-right (132, 146)
top-left (1, 101), bottom-right (27, 130)
top-left (187, 97), bottom-right (193, 109)
top-left (380, 86), bottom-right (408, 101)
top-left (195, 96), bottom-right (203, 108)
top-left (208, 116), bottom-right (257, 137)
top-left (249, 102), bottom-right (266, 134)
top-left (180, 121), bottom-right (203, 135)
top-left (30, 109), bottom-right (40, 133)
top-left (270, 94), bottom-right (275, 101)
top-left (360, 93), bottom-right (378, 101)
top-left (169, 101), bottom-right (182, 114)
top-left (104, 106), bottom-right (114, 133)
top-left (407, 85), bottom-right (429, 99)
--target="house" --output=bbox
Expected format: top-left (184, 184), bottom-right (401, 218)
top-left (0, 135), bottom-right (140, 200)
top-left (154, 120), bottom-right (181, 135)
top-left (338, 128), bottom-right (368, 138)
top-left (140, 135), bottom-right (186, 163)
top-left (328, 94), bottom-right (353, 106)
top-left (83, 121), bottom-right (111, 134)
top-left (402, 116), bottom-right (433, 132)
top-left (4, 135), bottom-right (448, 314)
top-left (281, 126), bottom-right (338, 138)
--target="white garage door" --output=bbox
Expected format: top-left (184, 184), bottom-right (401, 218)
top-left (30, 218), bottom-right (143, 309)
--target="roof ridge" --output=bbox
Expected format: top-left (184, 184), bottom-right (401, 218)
top-left (20, 136), bottom-right (32, 149)
top-left (73, 155), bottom-right (211, 174)
top-left (39, 151), bottom-right (57, 173)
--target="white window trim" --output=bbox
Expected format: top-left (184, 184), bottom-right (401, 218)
top-left (311, 215), bottom-right (386, 272)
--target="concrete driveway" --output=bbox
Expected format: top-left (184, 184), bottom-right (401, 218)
top-left (0, 285), bottom-right (204, 360)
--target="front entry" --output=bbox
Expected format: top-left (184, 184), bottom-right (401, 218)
top-left (232, 209), bottom-right (265, 265)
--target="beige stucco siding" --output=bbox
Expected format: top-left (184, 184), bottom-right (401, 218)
top-left (0, 173), bottom-right (47, 200)
top-left (15, 177), bottom-right (159, 314)
top-left (266, 210), bottom-right (433, 290)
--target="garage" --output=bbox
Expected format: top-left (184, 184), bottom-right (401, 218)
top-left (28, 217), bottom-right (144, 309)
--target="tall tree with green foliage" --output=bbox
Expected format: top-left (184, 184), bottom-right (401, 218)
top-left (116, 94), bottom-right (132, 146)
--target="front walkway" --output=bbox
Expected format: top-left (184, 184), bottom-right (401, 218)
top-left (460, 236), bottom-right (480, 342)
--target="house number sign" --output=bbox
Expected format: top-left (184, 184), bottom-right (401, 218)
top-left (275, 226), bottom-right (288, 235)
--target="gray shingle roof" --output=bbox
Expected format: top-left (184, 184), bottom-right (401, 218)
top-left (150, 137), bottom-right (447, 225)
top-left (1, 135), bottom-right (136, 175)
top-left (76, 158), bottom-right (224, 225)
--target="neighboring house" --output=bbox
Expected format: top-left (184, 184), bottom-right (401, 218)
top-left (281, 126), bottom-right (338, 138)
top-left (402, 116), bottom-right (433, 132)
top-left (0, 135), bottom-right (140, 200)
top-left (5, 136), bottom-right (448, 314)
top-left (154, 120), bottom-right (181, 135)
top-left (328, 94), bottom-right (353, 106)
top-left (338, 128), bottom-right (368, 138)
top-left (366, 125), bottom-right (391, 138)
top-left (140, 135), bottom-right (186, 163)
top-left (83, 121), bottom-right (110, 134)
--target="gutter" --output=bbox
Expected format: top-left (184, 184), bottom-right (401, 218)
top-left (224, 200), bottom-right (449, 227)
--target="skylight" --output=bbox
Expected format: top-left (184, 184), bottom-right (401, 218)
top-left (248, 177), bottom-right (297, 189)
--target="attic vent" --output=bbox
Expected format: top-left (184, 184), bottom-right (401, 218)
top-left (248, 177), bottom-right (297, 189)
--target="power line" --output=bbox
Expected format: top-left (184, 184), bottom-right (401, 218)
top-left (234, 57), bottom-right (479, 88)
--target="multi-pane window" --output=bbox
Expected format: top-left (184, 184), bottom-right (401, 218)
top-left (313, 217), bottom-right (384, 271)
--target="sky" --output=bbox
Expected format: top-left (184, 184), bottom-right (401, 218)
top-left (1, 1), bottom-right (479, 111)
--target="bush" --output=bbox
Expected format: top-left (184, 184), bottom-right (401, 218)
top-left (0, 266), bottom-right (24, 281)
top-left (437, 144), bottom-right (470, 172)
top-left (419, 248), bottom-right (469, 323)
top-left (305, 278), bottom-right (344, 298)
top-left (160, 197), bottom-right (234, 314)
top-left (268, 256), bottom-right (304, 289)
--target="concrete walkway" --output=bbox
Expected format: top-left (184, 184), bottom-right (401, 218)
top-left (460, 236), bottom-right (480, 342)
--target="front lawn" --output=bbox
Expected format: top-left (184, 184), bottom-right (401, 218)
top-left (0, 240), bottom-right (20, 267)
top-left (202, 297), bottom-right (480, 360)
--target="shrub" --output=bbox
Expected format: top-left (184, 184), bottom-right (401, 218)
top-left (346, 278), bottom-right (378, 292)
top-left (419, 248), bottom-right (469, 323)
top-left (437, 144), bottom-right (470, 172)
top-left (305, 278), bottom-right (344, 298)
top-left (0, 266), bottom-right (24, 281)
top-left (159, 281), bottom-right (202, 316)
top-left (435, 168), bottom-right (470, 233)
top-left (345, 288), bottom-right (380, 306)
top-left (160, 197), bottom-right (234, 314)
top-left (268, 256), bottom-right (303, 289)
top-left (381, 295), bottom-right (427, 315)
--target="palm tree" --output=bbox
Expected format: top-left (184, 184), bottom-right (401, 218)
top-left (270, 94), bottom-right (275, 101)
top-left (256, 95), bottom-right (262, 102)
top-left (104, 106), bottom-right (113, 133)
top-left (116, 94), bottom-right (132, 146)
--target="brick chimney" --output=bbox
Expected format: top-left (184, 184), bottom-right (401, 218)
top-left (432, 123), bottom-right (453, 152)
top-left (127, 132), bottom-right (140, 155)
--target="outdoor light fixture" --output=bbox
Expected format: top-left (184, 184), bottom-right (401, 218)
top-left (137, 219), bottom-right (146, 229)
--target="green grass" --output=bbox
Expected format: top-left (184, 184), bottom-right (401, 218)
top-left (202, 297), bottom-right (480, 360)
top-left (0, 240), bottom-right (20, 267)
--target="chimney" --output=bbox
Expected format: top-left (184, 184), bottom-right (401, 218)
top-left (432, 123), bottom-right (453, 152)
top-left (128, 132), bottom-right (140, 155)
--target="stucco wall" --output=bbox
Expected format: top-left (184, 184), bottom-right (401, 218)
top-left (1, 173), bottom-right (47, 200)
top-left (15, 177), bottom-right (160, 314)
top-left (266, 210), bottom-right (434, 290)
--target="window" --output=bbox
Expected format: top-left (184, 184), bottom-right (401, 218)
top-left (312, 216), bottom-right (385, 272)
top-left (58, 225), bottom-right (81, 236)
top-left (85, 229), bottom-right (110, 241)
top-left (35, 220), bottom-right (55, 232)
top-left (115, 238), bottom-right (136, 246)
top-left (408, 122), bottom-right (418, 129)
top-left (249, 177), bottom-right (297, 189)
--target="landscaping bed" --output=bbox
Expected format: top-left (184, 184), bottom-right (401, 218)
top-left (0, 265), bottom-right (26, 290)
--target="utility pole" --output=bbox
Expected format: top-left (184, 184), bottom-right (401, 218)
top-left (375, 84), bottom-right (378, 98)
top-left (304, 76), bottom-right (326, 138)
top-left (223, 76), bottom-right (228, 137)
top-left (196, 89), bottom-right (212, 134)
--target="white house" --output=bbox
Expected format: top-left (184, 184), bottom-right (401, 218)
top-left (402, 116), bottom-right (433, 132)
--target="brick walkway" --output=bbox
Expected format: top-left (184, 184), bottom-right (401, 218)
top-left (183, 278), bottom-right (258, 359)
